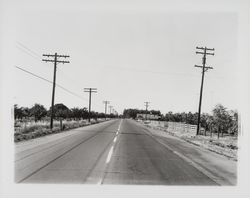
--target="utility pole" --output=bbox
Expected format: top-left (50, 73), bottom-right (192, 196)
top-left (195, 46), bottom-right (215, 135)
top-left (42, 53), bottom-right (70, 129)
top-left (103, 100), bottom-right (110, 120)
top-left (84, 88), bottom-right (97, 122)
top-left (109, 105), bottom-right (113, 115)
top-left (144, 102), bottom-right (150, 120)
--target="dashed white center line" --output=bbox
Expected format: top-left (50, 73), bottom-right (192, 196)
top-left (117, 119), bottom-right (122, 132)
top-left (106, 146), bottom-right (114, 164)
top-left (97, 179), bottom-right (102, 185)
top-left (98, 120), bottom-right (123, 184)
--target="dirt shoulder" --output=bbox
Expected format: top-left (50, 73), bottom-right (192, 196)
top-left (134, 120), bottom-right (237, 185)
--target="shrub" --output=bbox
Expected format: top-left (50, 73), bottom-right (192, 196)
top-left (14, 118), bottom-right (107, 142)
top-left (52, 127), bottom-right (60, 133)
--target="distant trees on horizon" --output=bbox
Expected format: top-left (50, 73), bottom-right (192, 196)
top-left (123, 104), bottom-right (239, 136)
top-left (14, 103), bottom-right (238, 136)
top-left (14, 103), bottom-right (117, 121)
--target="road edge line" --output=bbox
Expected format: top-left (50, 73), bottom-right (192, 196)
top-left (143, 128), bottom-right (233, 186)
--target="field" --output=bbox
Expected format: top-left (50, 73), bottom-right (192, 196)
top-left (14, 118), bottom-right (106, 142)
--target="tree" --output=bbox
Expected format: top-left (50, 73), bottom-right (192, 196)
top-left (30, 104), bottom-right (47, 122)
top-left (14, 105), bottom-right (30, 120)
top-left (228, 110), bottom-right (238, 135)
top-left (186, 112), bottom-right (195, 124)
top-left (80, 107), bottom-right (89, 119)
top-left (165, 111), bottom-right (174, 121)
top-left (22, 107), bottom-right (31, 118)
top-left (212, 104), bottom-right (230, 138)
top-left (14, 104), bottom-right (23, 120)
top-left (49, 103), bottom-right (70, 119)
top-left (123, 109), bottom-right (139, 119)
top-left (71, 107), bottom-right (82, 120)
top-left (200, 113), bottom-right (211, 135)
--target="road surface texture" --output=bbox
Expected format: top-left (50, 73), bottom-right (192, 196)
top-left (15, 119), bottom-right (236, 185)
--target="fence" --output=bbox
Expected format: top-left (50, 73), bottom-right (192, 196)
top-left (147, 121), bottom-right (199, 136)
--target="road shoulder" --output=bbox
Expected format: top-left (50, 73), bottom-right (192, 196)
top-left (134, 120), bottom-right (237, 185)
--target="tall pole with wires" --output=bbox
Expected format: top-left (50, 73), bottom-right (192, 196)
top-left (109, 105), bottom-right (113, 115)
top-left (144, 102), bottom-right (150, 121)
top-left (195, 46), bottom-right (215, 135)
top-left (103, 101), bottom-right (110, 120)
top-left (42, 53), bottom-right (70, 129)
top-left (84, 88), bottom-right (97, 122)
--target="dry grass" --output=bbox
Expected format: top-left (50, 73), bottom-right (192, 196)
top-left (14, 119), bottom-right (105, 142)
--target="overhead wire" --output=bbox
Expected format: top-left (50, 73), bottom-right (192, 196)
top-left (16, 41), bottom-right (41, 59)
top-left (15, 66), bottom-right (88, 102)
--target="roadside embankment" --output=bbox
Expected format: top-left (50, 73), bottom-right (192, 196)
top-left (139, 120), bottom-right (238, 161)
top-left (14, 118), bottom-right (110, 142)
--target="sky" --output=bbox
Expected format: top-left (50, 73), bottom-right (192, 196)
top-left (2, 0), bottom-right (241, 115)
top-left (1, 1), bottom-right (250, 197)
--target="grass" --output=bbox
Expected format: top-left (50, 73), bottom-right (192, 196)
top-left (14, 119), bottom-right (105, 142)
top-left (141, 120), bottom-right (238, 160)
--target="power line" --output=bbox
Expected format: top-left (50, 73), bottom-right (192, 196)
top-left (16, 45), bottom-right (42, 62)
top-left (194, 46), bottom-right (215, 135)
top-left (57, 68), bottom-right (84, 90)
top-left (16, 42), bottom-right (41, 59)
top-left (42, 53), bottom-right (70, 129)
top-left (15, 66), bottom-right (105, 112)
top-left (16, 42), bottom-right (90, 92)
top-left (16, 42), bottom-right (51, 71)
top-left (15, 66), bottom-right (87, 102)
top-left (106, 66), bottom-right (201, 78)
top-left (16, 42), bottom-right (103, 106)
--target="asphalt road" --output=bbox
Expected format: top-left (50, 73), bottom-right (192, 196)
top-left (15, 119), bottom-right (226, 185)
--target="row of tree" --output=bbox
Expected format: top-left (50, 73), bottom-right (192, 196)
top-left (14, 103), bottom-right (118, 121)
top-left (164, 104), bottom-right (238, 136)
top-left (123, 109), bottom-right (161, 119)
top-left (123, 104), bottom-right (238, 136)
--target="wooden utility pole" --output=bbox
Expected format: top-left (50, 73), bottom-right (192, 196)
top-left (103, 100), bottom-right (110, 120)
top-left (195, 46), bottom-right (214, 135)
top-left (42, 53), bottom-right (70, 129)
top-left (84, 88), bottom-right (97, 122)
top-left (144, 101), bottom-right (150, 120)
top-left (109, 105), bottom-right (113, 115)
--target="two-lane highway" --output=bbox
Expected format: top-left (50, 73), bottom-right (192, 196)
top-left (15, 119), bottom-right (223, 185)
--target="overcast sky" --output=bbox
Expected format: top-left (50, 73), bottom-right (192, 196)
top-left (4, 0), bottom-right (240, 115)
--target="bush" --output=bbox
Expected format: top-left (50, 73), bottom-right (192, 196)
top-left (14, 118), bottom-right (107, 142)
top-left (52, 127), bottom-right (60, 133)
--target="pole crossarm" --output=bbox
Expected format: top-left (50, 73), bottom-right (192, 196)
top-left (194, 46), bottom-right (215, 135)
top-left (194, 65), bottom-right (213, 69)
top-left (43, 54), bottom-right (70, 58)
top-left (42, 52), bottom-right (70, 129)
top-left (84, 88), bottom-right (97, 92)
top-left (196, 51), bottom-right (214, 55)
top-left (196, 47), bottom-right (214, 51)
top-left (42, 59), bottom-right (70, 64)
top-left (195, 47), bottom-right (214, 135)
